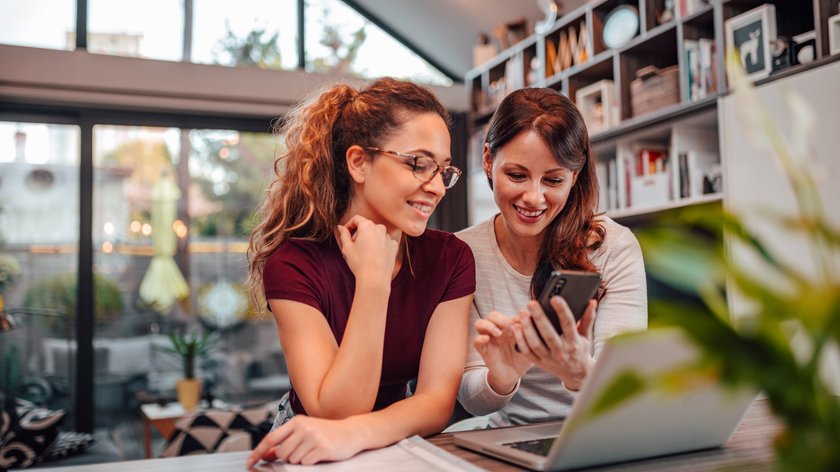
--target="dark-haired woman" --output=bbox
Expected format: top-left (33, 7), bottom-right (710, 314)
top-left (457, 88), bottom-right (646, 427)
top-left (246, 78), bottom-right (475, 466)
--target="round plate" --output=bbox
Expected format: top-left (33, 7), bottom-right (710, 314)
top-left (603, 5), bottom-right (639, 49)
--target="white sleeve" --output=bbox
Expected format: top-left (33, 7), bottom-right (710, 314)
top-left (592, 228), bottom-right (649, 357)
top-left (457, 302), bottom-right (520, 416)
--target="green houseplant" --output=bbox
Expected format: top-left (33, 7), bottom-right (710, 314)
top-left (599, 53), bottom-right (840, 470)
top-left (22, 273), bottom-right (123, 335)
top-left (157, 331), bottom-right (218, 410)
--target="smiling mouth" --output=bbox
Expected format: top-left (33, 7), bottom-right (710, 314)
top-left (409, 202), bottom-right (433, 215)
top-left (514, 205), bottom-right (546, 218)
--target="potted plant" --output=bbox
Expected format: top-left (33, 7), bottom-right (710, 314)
top-left (158, 330), bottom-right (218, 410)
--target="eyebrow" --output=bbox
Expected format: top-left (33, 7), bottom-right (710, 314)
top-left (503, 162), bottom-right (566, 173)
top-left (408, 148), bottom-right (452, 165)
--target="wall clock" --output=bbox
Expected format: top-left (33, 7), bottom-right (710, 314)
top-left (603, 5), bottom-right (639, 49)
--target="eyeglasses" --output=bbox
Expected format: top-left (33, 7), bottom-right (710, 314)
top-left (364, 147), bottom-right (462, 190)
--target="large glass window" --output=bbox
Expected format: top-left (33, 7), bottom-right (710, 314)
top-left (87, 0), bottom-right (184, 60)
top-left (0, 0), bottom-right (76, 50)
top-left (89, 124), bottom-right (284, 450)
top-left (305, 0), bottom-right (452, 85)
top-left (0, 121), bottom-right (80, 424)
top-left (191, 0), bottom-right (298, 69)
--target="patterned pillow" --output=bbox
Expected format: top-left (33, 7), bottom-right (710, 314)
top-left (161, 407), bottom-right (272, 457)
top-left (0, 400), bottom-right (65, 469)
top-left (45, 431), bottom-right (96, 461)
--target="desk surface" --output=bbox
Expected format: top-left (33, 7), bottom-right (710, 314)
top-left (39, 399), bottom-right (781, 471)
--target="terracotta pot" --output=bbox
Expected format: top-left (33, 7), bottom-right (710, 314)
top-left (176, 378), bottom-right (202, 410)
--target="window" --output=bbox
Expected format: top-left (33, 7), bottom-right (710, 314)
top-left (0, 121), bottom-right (80, 422)
top-left (0, 0), bottom-right (76, 50)
top-left (87, 0), bottom-right (184, 60)
top-left (88, 124), bottom-right (284, 435)
top-left (305, 0), bottom-right (452, 85)
top-left (191, 0), bottom-right (298, 69)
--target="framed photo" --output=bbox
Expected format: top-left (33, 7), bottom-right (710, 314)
top-left (575, 79), bottom-right (617, 134)
top-left (725, 4), bottom-right (777, 81)
top-left (792, 31), bottom-right (817, 65)
top-left (829, 13), bottom-right (840, 56)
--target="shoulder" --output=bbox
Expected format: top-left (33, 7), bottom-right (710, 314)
top-left (591, 216), bottom-right (642, 264)
top-left (455, 218), bottom-right (493, 248)
top-left (265, 238), bottom-right (331, 272)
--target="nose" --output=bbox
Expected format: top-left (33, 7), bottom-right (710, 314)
top-left (422, 170), bottom-right (446, 197)
top-left (522, 180), bottom-right (546, 206)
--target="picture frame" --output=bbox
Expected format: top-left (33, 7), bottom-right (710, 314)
top-left (575, 79), bottom-right (617, 134)
top-left (725, 4), bottom-right (777, 82)
top-left (829, 13), bottom-right (840, 56)
top-left (792, 30), bottom-right (817, 65)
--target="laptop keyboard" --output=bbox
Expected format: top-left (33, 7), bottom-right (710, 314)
top-left (503, 437), bottom-right (557, 457)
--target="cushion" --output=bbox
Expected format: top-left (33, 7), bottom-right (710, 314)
top-left (0, 399), bottom-right (65, 469)
top-left (45, 431), bottom-right (96, 461)
top-left (161, 407), bottom-right (272, 457)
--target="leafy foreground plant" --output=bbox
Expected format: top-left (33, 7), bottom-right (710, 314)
top-left (601, 53), bottom-right (840, 471)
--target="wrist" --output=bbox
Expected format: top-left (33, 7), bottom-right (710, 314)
top-left (562, 356), bottom-right (594, 391)
top-left (346, 415), bottom-right (375, 450)
top-left (354, 277), bottom-right (391, 296)
top-left (486, 368), bottom-right (518, 396)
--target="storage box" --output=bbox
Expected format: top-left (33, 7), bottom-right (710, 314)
top-left (630, 65), bottom-right (680, 117)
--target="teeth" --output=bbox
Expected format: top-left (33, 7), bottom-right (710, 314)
top-left (410, 202), bottom-right (432, 214)
top-left (515, 206), bottom-right (545, 218)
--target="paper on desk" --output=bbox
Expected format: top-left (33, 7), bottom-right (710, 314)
top-left (263, 436), bottom-right (483, 471)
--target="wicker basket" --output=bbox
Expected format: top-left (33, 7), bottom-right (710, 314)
top-left (630, 65), bottom-right (680, 117)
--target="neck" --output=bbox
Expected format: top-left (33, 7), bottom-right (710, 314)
top-left (493, 215), bottom-right (542, 276)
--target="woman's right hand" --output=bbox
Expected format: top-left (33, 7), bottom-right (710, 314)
top-left (474, 311), bottom-right (534, 395)
top-left (337, 215), bottom-right (399, 287)
top-left (246, 415), bottom-right (368, 468)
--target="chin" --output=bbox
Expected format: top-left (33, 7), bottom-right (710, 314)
top-left (403, 224), bottom-right (427, 237)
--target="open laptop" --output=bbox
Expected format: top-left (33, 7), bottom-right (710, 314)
top-left (453, 329), bottom-right (757, 471)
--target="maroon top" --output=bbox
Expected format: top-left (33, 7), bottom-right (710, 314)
top-left (263, 228), bottom-right (476, 415)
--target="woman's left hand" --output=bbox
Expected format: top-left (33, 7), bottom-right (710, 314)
top-left (512, 298), bottom-right (597, 391)
top-left (246, 415), bottom-right (368, 468)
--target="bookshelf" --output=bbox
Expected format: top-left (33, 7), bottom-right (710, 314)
top-left (464, 0), bottom-right (840, 226)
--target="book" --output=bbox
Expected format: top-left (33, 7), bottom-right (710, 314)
top-left (282, 436), bottom-right (483, 471)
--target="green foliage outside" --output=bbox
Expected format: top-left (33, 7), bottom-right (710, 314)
top-left (189, 131), bottom-right (278, 238)
top-left (213, 25), bottom-right (283, 69)
top-left (23, 273), bottom-right (124, 335)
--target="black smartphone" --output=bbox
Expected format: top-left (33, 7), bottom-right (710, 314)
top-left (537, 270), bottom-right (601, 336)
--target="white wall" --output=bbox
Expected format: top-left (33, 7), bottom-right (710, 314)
top-left (720, 59), bottom-right (840, 392)
top-left (0, 44), bottom-right (467, 117)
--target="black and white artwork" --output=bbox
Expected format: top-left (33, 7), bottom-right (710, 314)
top-left (725, 5), bottom-right (777, 81)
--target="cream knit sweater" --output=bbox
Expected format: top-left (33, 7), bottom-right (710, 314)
top-left (456, 215), bottom-right (648, 426)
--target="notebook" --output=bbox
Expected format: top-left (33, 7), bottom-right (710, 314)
top-left (453, 329), bottom-right (756, 471)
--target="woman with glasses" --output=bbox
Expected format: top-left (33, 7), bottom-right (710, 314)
top-left (456, 88), bottom-right (647, 427)
top-left (246, 77), bottom-right (474, 466)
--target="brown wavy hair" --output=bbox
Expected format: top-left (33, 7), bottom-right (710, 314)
top-left (247, 77), bottom-right (449, 309)
top-left (484, 87), bottom-right (605, 299)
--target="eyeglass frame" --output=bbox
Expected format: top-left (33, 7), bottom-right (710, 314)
top-left (362, 147), bottom-right (462, 189)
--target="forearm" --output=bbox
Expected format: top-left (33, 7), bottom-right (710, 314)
top-left (458, 366), bottom-right (518, 416)
top-left (314, 282), bottom-right (390, 417)
top-left (346, 391), bottom-right (456, 451)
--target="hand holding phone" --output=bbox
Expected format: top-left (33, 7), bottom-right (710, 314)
top-left (537, 270), bottom-right (601, 336)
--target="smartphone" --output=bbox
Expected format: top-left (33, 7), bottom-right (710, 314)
top-left (537, 270), bottom-right (601, 336)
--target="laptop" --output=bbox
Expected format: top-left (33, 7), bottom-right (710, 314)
top-left (453, 329), bottom-right (757, 471)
